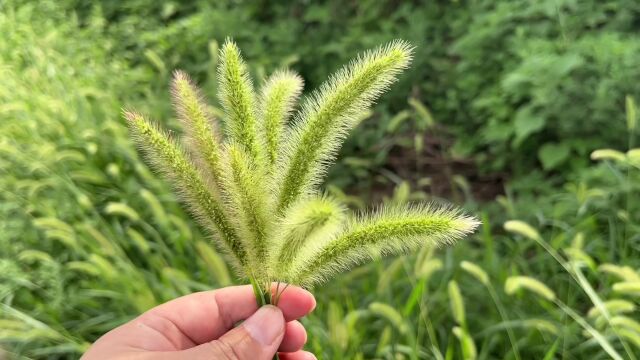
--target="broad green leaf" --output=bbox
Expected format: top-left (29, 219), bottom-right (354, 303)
top-left (538, 142), bottom-right (570, 170)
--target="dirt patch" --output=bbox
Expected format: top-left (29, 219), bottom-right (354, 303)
top-left (347, 128), bottom-right (507, 203)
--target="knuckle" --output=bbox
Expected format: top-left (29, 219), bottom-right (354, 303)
top-left (133, 313), bottom-right (184, 350)
top-left (207, 340), bottom-right (243, 360)
top-left (139, 313), bottom-right (176, 334)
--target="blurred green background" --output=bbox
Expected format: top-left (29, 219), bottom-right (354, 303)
top-left (1, 0), bottom-right (639, 359)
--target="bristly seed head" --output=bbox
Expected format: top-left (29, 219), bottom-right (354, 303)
top-left (124, 39), bottom-right (478, 291)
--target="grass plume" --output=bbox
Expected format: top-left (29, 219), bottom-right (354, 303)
top-left (270, 195), bottom-right (346, 279)
top-left (124, 111), bottom-right (247, 270)
top-left (125, 39), bottom-right (477, 303)
top-left (218, 39), bottom-right (261, 163)
top-left (260, 70), bottom-right (303, 170)
top-left (222, 142), bottom-right (271, 280)
top-left (171, 70), bottom-right (226, 191)
top-left (288, 204), bottom-right (479, 287)
top-left (274, 40), bottom-right (413, 213)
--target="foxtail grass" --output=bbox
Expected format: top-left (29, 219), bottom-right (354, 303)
top-left (125, 40), bottom-right (478, 312)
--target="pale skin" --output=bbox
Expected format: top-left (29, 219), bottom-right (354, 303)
top-left (82, 284), bottom-right (317, 360)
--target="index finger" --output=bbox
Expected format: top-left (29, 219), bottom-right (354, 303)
top-left (136, 284), bottom-right (315, 345)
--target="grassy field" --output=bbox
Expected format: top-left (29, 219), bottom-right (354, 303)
top-left (1, 1), bottom-right (639, 359)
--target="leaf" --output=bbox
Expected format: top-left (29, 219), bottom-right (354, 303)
top-left (513, 106), bottom-right (545, 146)
top-left (538, 142), bottom-right (570, 170)
top-left (542, 339), bottom-right (560, 360)
top-left (550, 53), bottom-right (583, 78)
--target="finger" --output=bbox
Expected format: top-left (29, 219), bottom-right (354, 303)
top-left (131, 285), bottom-right (256, 347)
top-left (279, 320), bottom-right (307, 352)
top-left (274, 285), bottom-right (317, 322)
top-left (278, 350), bottom-right (317, 360)
top-left (174, 305), bottom-right (285, 360)
top-left (130, 284), bottom-right (315, 346)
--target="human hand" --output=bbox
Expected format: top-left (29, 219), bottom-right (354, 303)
top-left (81, 284), bottom-right (317, 360)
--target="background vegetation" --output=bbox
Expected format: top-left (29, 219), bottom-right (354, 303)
top-left (1, 0), bottom-right (639, 359)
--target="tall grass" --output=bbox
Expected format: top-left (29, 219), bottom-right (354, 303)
top-left (1, 2), bottom-right (638, 359)
top-left (0, 3), bottom-right (232, 356)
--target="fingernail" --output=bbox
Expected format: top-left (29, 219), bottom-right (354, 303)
top-left (304, 352), bottom-right (317, 360)
top-left (243, 305), bottom-right (284, 345)
top-left (310, 294), bottom-right (317, 312)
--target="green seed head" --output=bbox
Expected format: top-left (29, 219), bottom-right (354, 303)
top-left (125, 40), bottom-right (478, 289)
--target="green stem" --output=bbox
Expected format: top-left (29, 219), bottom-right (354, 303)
top-left (554, 300), bottom-right (623, 360)
top-left (530, 235), bottom-right (636, 360)
top-left (249, 277), bottom-right (279, 360)
top-left (486, 284), bottom-right (521, 360)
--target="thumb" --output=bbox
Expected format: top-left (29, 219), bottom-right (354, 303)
top-left (177, 305), bottom-right (285, 360)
